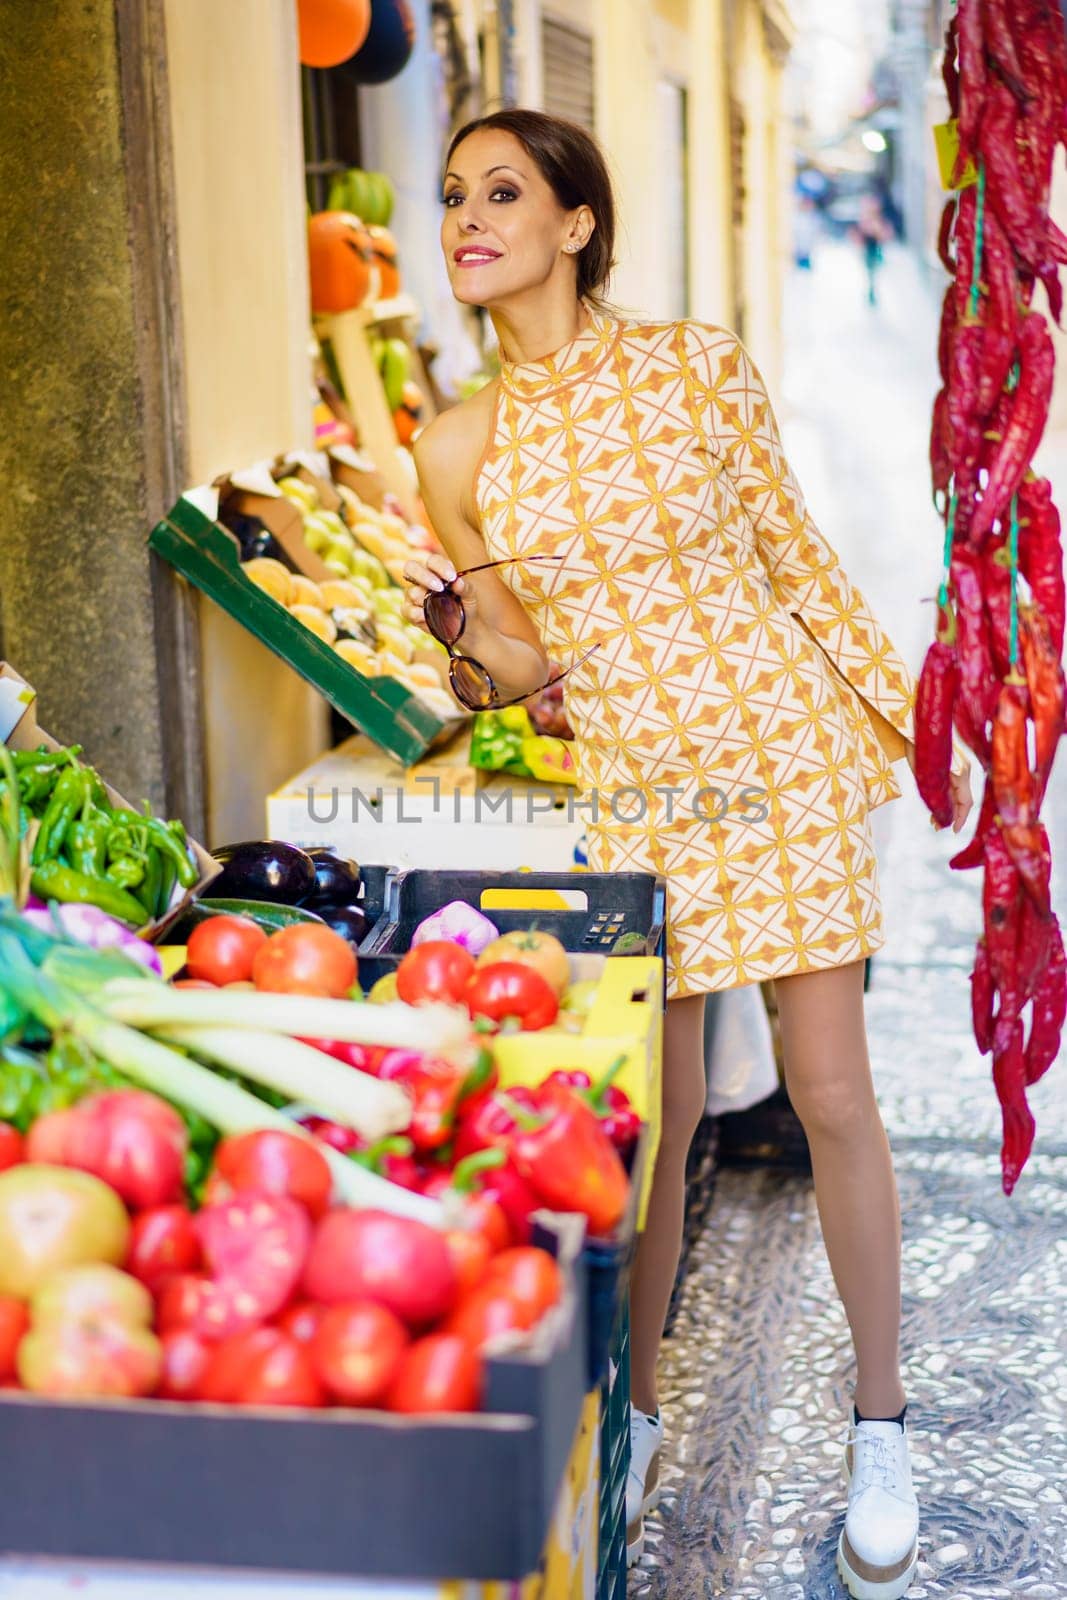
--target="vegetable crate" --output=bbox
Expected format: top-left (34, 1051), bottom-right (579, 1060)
top-left (149, 495), bottom-right (463, 767)
top-left (597, 1299), bottom-right (632, 1600)
top-left (0, 1220), bottom-right (589, 1584)
top-left (363, 867), bottom-right (667, 960)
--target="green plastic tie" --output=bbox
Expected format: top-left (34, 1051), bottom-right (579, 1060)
top-left (1009, 493), bottom-right (1020, 668)
top-left (969, 163), bottom-right (986, 321)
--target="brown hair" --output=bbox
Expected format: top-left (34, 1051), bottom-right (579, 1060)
top-left (445, 108), bottom-right (617, 304)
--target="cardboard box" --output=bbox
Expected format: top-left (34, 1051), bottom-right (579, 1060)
top-left (0, 1220), bottom-right (589, 1583)
top-left (0, 664), bottom-right (217, 941)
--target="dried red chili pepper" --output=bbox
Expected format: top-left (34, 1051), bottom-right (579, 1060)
top-left (1018, 600), bottom-right (1066, 802)
top-left (950, 775), bottom-right (996, 870)
top-left (980, 209), bottom-right (1021, 337)
top-left (938, 285), bottom-right (957, 383)
top-left (971, 313), bottom-right (1055, 545)
top-left (1017, 476), bottom-right (1065, 655)
top-left (970, 938), bottom-right (995, 1055)
top-left (930, 388), bottom-right (953, 502)
top-left (982, 826), bottom-right (1023, 1022)
top-left (980, 81), bottom-right (1057, 277)
top-left (956, 0), bottom-right (988, 176)
top-left (1002, 818), bottom-right (1052, 918)
top-left (950, 546), bottom-right (998, 761)
top-left (991, 1014), bottom-right (1035, 1196)
top-left (947, 324), bottom-right (985, 477)
top-left (981, 538), bottom-right (1014, 679)
top-left (975, 326), bottom-right (1016, 419)
top-left (942, 15), bottom-right (960, 118)
top-left (953, 186), bottom-right (978, 319)
top-left (1016, 893), bottom-right (1054, 1007)
top-left (991, 676), bottom-right (1034, 826)
top-left (1025, 914), bottom-right (1066, 1086)
top-left (914, 600), bottom-right (960, 828)
top-left (980, 0), bottom-right (1029, 105)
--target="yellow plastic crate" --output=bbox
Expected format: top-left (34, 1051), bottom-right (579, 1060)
top-left (491, 954), bottom-right (663, 1228)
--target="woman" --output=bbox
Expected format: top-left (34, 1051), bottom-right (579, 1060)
top-left (402, 109), bottom-right (971, 1598)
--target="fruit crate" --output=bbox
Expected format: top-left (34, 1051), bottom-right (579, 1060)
top-left (149, 494), bottom-right (464, 767)
top-left (597, 1298), bottom-right (631, 1600)
top-left (362, 867), bottom-right (667, 960)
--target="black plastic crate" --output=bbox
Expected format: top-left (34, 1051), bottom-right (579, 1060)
top-left (597, 1300), bottom-right (631, 1599)
top-left (362, 868), bottom-right (667, 959)
top-left (585, 1127), bottom-right (646, 1389)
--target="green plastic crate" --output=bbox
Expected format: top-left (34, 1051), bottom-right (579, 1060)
top-left (149, 494), bottom-right (462, 767)
top-left (597, 1300), bottom-right (631, 1599)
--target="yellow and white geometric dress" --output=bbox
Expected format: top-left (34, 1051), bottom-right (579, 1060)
top-left (474, 308), bottom-right (917, 999)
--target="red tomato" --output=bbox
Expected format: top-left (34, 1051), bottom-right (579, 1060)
top-left (157, 1328), bottom-right (212, 1400)
top-left (0, 1124), bottom-right (23, 1172)
top-left (275, 1301), bottom-right (327, 1344)
top-left (484, 1248), bottom-right (561, 1321)
top-left (192, 1195), bottom-right (311, 1340)
top-left (311, 1301), bottom-right (409, 1405)
top-left (396, 941), bottom-right (475, 1005)
top-left (443, 1229), bottom-right (491, 1297)
top-left (302, 1209), bottom-right (457, 1328)
top-left (465, 962), bottom-right (559, 1030)
top-left (155, 1274), bottom-right (211, 1334)
top-left (388, 1333), bottom-right (482, 1414)
top-left (206, 1130), bottom-right (332, 1220)
top-left (126, 1205), bottom-right (201, 1293)
top-left (31, 1090), bottom-right (187, 1211)
top-left (0, 1296), bottom-right (29, 1382)
top-left (185, 915), bottom-right (267, 986)
top-left (444, 1286), bottom-right (535, 1347)
top-left (197, 1327), bottom-right (325, 1407)
top-left (252, 925), bottom-right (356, 998)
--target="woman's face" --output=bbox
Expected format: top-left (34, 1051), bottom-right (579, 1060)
top-left (440, 129), bottom-right (589, 306)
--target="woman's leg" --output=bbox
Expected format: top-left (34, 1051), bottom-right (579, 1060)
top-left (774, 959), bottom-right (906, 1417)
top-left (629, 991), bottom-right (708, 1416)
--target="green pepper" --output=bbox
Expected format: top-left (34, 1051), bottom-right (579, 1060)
top-left (111, 808), bottom-right (198, 890)
top-left (107, 856), bottom-right (146, 890)
top-left (31, 768), bottom-right (93, 866)
top-left (67, 804), bottom-right (111, 878)
top-left (18, 767), bottom-right (63, 811)
top-left (11, 745), bottom-right (81, 771)
top-left (135, 846), bottom-right (163, 916)
top-left (30, 860), bottom-right (150, 926)
top-left (155, 849), bottom-right (178, 919)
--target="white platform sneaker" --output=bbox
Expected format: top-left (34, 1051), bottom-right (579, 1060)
top-left (625, 1405), bottom-right (664, 1567)
top-left (837, 1415), bottom-right (920, 1599)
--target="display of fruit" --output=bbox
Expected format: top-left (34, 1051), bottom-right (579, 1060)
top-left (368, 227), bottom-right (401, 299)
top-left (326, 167), bottom-right (395, 229)
top-left (308, 211), bottom-right (378, 314)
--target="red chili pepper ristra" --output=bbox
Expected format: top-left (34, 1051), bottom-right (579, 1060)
top-left (914, 600), bottom-right (960, 828)
top-left (1019, 601), bottom-right (1066, 803)
top-left (980, 0), bottom-right (1029, 105)
top-left (1017, 477), bottom-right (1066, 655)
top-left (970, 939), bottom-right (995, 1055)
top-left (992, 1014), bottom-right (1035, 1196)
top-left (972, 314), bottom-right (1056, 544)
top-left (1025, 914), bottom-right (1066, 1086)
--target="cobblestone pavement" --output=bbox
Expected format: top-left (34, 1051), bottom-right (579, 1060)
top-left (632, 240), bottom-right (1067, 1600)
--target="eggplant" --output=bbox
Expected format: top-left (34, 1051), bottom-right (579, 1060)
top-left (315, 902), bottom-right (370, 949)
top-left (210, 840), bottom-right (318, 906)
top-left (305, 847), bottom-right (362, 906)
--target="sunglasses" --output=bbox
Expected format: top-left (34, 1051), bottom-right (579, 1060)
top-left (422, 555), bottom-right (601, 711)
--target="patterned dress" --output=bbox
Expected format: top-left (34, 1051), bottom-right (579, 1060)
top-left (474, 308), bottom-right (917, 999)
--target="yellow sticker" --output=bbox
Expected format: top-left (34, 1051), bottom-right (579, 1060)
top-left (934, 119), bottom-right (978, 191)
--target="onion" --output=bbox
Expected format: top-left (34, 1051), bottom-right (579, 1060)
top-left (411, 900), bottom-right (500, 955)
top-left (21, 903), bottom-right (163, 974)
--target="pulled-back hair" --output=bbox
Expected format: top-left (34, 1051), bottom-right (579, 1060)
top-left (446, 108), bottom-right (617, 304)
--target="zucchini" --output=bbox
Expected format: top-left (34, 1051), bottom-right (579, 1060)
top-left (166, 898), bottom-right (327, 942)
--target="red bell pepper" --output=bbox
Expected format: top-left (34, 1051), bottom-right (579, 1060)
top-left (452, 1085), bottom-right (540, 1163)
top-left (465, 962), bottom-right (560, 1031)
top-left (422, 1151), bottom-right (511, 1254)
top-left (505, 1086), bottom-right (630, 1237)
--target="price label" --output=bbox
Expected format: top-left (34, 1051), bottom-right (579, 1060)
top-left (933, 119), bottom-right (978, 191)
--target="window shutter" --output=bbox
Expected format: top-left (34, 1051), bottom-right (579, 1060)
top-left (541, 15), bottom-right (595, 129)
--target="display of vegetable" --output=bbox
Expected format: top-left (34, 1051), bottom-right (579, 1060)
top-left (2, 742), bottom-right (199, 927)
top-left (929, 3), bottom-right (1067, 1194)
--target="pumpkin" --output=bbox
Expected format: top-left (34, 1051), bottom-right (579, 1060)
top-left (308, 212), bottom-right (377, 314)
top-left (366, 225), bottom-right (401, 299)
top-left (298, 0), bottom-right (371, 68)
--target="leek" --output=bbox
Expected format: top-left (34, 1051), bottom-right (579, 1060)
top-left (0, 927), bottom-right (444, 1226)
top-left (155, 1025), bottom-right (411, 1143)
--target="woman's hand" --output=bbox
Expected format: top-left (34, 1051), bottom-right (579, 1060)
top-left (401, 551), bottom-right (467, 631)
top-left (904, 741), bottom-right (974, 833)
